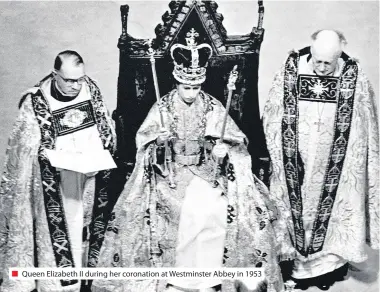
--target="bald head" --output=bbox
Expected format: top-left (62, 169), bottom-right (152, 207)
top-left (310, 30), bottom-right (346, 76)
top-left (54, 50), bottom-right (84, 71)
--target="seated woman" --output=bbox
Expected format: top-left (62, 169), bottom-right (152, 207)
top-left (91, 29), bottom-right (283, 292)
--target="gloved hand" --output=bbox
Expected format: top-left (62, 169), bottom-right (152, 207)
top-left (212, 142), bottom-right (229, 163)
top-left (156, 127), bottom-right (170, 145)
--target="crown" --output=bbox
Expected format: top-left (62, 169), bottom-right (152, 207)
top-left (170, 28), bottom-right (213, 85)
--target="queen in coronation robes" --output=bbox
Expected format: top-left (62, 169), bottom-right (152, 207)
top-left (91, 29), bottom-right (283, 292)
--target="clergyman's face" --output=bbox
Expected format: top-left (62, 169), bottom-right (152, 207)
top-left (54, 63), bottom-right (86, 97)
top-left (311, 52), bottom-right (339, 76)
top-left (177, 83), bottom-right (201, 104)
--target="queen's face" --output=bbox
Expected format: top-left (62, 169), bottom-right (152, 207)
top-left (177, 83), bottom-right (201, 104)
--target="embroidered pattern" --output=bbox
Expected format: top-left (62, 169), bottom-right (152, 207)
top-left (223, 247), bottom-right (229, 264)
top-left (249, 249), bottom-right (268, 267)
top-left (161, 90), bottom-right (214, 141)
top-left (86, 77), bottom-right (116, 268)
top-left (226, 163), bottom-right (235, 181)
top-left (227, 205), bottom-right (236, 224)
top-left (298, 75), bottom-right (339, 103)
top-left (52, 100), bottom-right (95, 136)
top-left (308, 63), bottom-right (357, 254)
top-left (31, 77), bottom-right (115, 287)
top-left (282, 52), bottom-right (306, 255)
top-left (106, 212), bottom-right (118, 234)
top-left (31, 92), bottom-right (77, 287)
top-left (282, 52), bottom-right (358, 255)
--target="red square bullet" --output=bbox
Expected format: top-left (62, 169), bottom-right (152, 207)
top-left (11, 270), bottom-right (18, 277)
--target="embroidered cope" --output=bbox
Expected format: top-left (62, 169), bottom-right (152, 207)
top-left (263, 49), bottom-right (379, 277)
top-left (0, 75), bottom-right (116, 292)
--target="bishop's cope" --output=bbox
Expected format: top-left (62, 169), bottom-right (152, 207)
top-left (91, 28), bottom-right (283, 292)
top-left (0, 51), bottom-right (117, 292)
top-left (263, 29), bottom-right (379, 290)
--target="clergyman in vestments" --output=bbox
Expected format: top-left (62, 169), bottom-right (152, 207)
top-left (91, 29), bottom-right (283, 292)
top-left (0, 51), bottom-right (117, 292)
top-left (263, 29), bottom-right (379, 290)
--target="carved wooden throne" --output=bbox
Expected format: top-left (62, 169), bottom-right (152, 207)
top-left (113, 0), bottom-right (269, 186)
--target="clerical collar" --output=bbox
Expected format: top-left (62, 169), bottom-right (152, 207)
top-left (50, 81), bottom-right (78, 102)
top-left (313, 70), bottom-right (334, 77)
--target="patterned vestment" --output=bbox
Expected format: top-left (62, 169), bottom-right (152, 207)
top-left (0, 75), bottom-right (116, 292)
top-left (263, 48), bottom-right (379, 269)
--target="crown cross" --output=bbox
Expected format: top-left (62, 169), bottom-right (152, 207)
top-left (186, 28), bottom-right (199, 47)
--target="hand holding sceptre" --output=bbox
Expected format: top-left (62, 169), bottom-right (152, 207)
top-left (145, 39), bottom-right (176, 188)
top-left (212, 65), bottom-right (239, 187)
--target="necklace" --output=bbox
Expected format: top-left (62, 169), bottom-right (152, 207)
top-left (168, 90), bottom-right (213, 140)
top-left (314, 102), bottom-right (326, 132)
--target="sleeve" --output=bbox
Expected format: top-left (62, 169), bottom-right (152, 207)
top-left (204, 97), bottom-right (248, 147)
top-left (262, 67), bottom-right (297, 261)
top-left (0, 95), bottom-right (41, 291)
top-left (365, 78), bottom-right (379, 249)
top-left (262, 67), bottom-right (287, 202)
top-left (135, 102), bottom-right (163, 150)
top-left (87, 77), bottom-right (117, 153)
top-left (98, 96), bottom-right (117, 153)
top-left (106, 107), bottom-right (117, 153)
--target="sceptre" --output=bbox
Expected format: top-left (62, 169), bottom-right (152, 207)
top-left (212, 65), bottom-right (239, 187)
top-left (146, 39), bottom-right (176, 189)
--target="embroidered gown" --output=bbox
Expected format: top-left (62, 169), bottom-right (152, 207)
top-left (92, 90), bottom-right (283, 292)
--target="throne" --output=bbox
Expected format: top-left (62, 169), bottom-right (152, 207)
top-left (113, 0), bottom-right (270, 187)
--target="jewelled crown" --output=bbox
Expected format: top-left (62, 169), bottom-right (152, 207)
top-left (170, 28), bottom-right (213, 85)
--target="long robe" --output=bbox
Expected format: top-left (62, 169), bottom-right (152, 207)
top-left (263, 47), bottom-right (379, 276)
top-left (0, 75), bottom-right (116, 292)
top-left (91, 90), bottom-right (283, 292)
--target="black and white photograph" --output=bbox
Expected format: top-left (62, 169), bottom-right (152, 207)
top-left (0, 1), bottom-right (378, 292)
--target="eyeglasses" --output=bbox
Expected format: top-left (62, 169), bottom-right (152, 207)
top-left (54, 72), bottom-right (86, 86)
